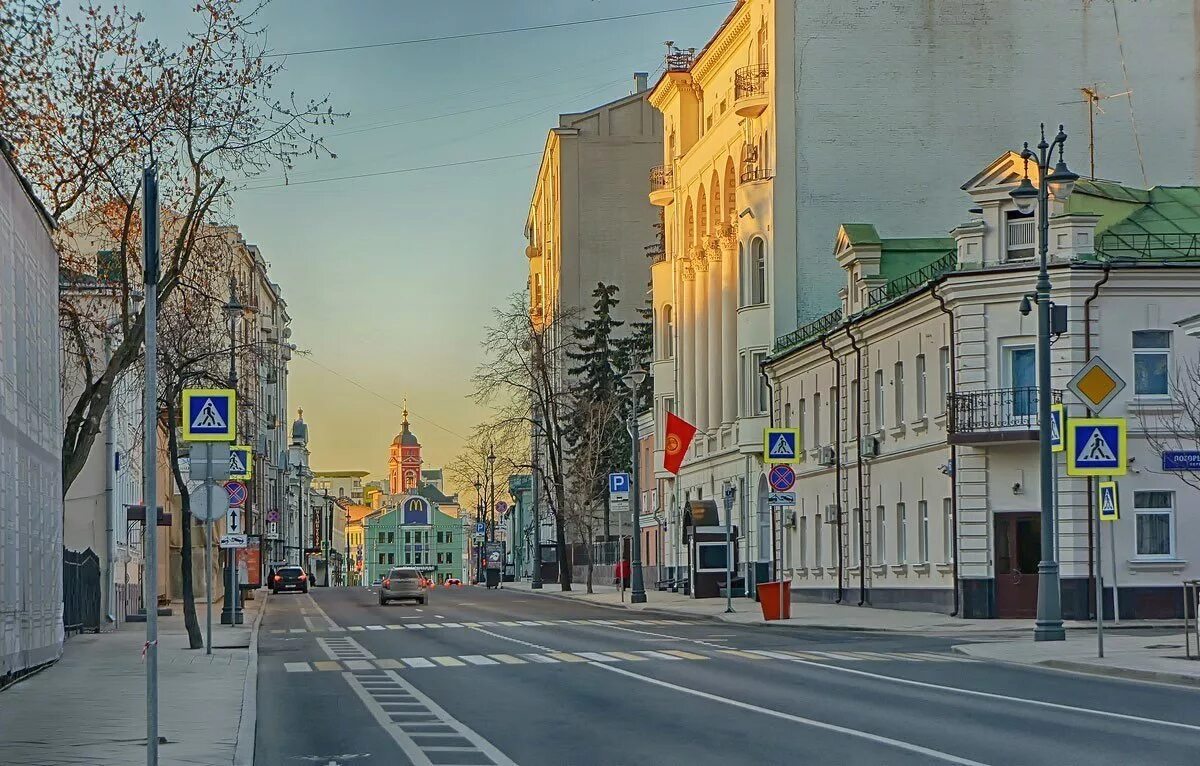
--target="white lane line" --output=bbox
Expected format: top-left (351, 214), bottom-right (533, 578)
top-left (460, 655), bottom-right (499, 666)
top-left (345, 660), bottom-right (374, 670)
top-left (366, 625), bottom-right (385, 631)
top-left (443, 622), bottom-right (463, 628)
top-left (284, 662), bottom-right (311, 672)
top-left (401, 657), bottom-right (435, 669)
top-left (591, 663), bottom-right (991, 766)
top-left (386, 625), bottom-right (405, 630)
top-left (304, 592), bottom-right (341, 631)
top-left (521, 653), bottom-right (559, 664)
top-left (585, 622), bottom-right (729, 650)
top-left (577, 652), bottom-right (619, 663)
top-left (516, 620), bottom-right (540, 626)
top-left (289, 628), bottom-right (306, 634)
top-left (435, 614), bottom-right (446, 619)
top-left (348, 626), bottom-right (365, 632)
top-left (780, 658), bottom-right (1200, 735)
top-left (381, 670), bottom-right (518, 765)
top-left (636, 650), bottom-right (682, 661)
top-left (466, 625), bottom-right (556, 652)
top-left (751, 650), bottom-right (798, 660)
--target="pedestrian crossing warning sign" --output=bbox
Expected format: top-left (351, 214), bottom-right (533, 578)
top-left (1049, 403), bottom-right (1064, 453)
top-left (182, 388), bottom-right (236, 442)
top-left (1065, 417), bottom-right (1126, 477)
top-left (763, 428), bottom-right (800, 464)
top-left (1098, 481), bottom-right (1119, 521)
top-left (229, 446), bottom-right (252, 479)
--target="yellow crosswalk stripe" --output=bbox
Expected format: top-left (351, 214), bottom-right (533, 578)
top-left (603, 652), bottom-right (648, 662)
top-left (663, 649), bottom-right (708, 660)
top-left (432, 656), bottom-right (465, 667)
top-left (489, 654), bottom-right (526, 665)
top-left (719, 649), bottom-right (765, 660)
top-left (313, 661), bottom-right (342, 671)
top-left (547, 652), bottom-right (587, 663)
top-left (373, 659), bottom-right (403, 669)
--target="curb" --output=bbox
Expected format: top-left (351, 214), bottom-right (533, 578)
top-left (950, 644), bottom-right (1200, 688)
top-left (510, 585), bottom-right (713, 622)
top-left (233, 592), bottom-right (265, 766)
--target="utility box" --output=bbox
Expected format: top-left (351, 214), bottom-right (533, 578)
top-left (685, 500), bottom-right (740, 599)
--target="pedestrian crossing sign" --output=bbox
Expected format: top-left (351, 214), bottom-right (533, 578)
top-left (763, 428), bottom-right (800, 464)
top-left (1098, 481), bottom-right (1119, 521)
top-left (1049, 403), bottom-right (1064, 453)
top-left (182, 388), bottom-right (236, 442)
top-left (1065, 417), bottom-right (1126, 476)
top-left (229, 446), bottom-right (252, 479)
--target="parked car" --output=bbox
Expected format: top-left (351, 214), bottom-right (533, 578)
top-left (271, 566), bottom-right (309, 594)
top-left (379, 567), bottom-right (426, 605)
top-left (444, 578), bottom-right (462, 587)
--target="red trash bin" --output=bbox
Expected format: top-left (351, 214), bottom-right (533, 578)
top-left (757, 581), bottom-right (792, 621)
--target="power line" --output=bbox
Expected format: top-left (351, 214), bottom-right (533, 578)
top-left (263, 2), bottom-right (731, 59)
top-left (240, 151), bottom-right (542, 190)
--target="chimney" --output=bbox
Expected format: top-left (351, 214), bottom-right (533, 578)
top-left (634, 72), bottom-right (649, 92)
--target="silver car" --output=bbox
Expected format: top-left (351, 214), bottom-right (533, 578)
top-left (378, 567), bottom-right (426, 605)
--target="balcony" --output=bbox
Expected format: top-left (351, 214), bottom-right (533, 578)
top-left (739, 165), bottom-right (773, 186)
top-left (734, 64), bottom-right (769, 117)
top-left (525, 244), bottom-right (541, 260)
top-left (649, 165), bottom-right (674, 207)
top-left (947, 387), bottom-right (1062, 445)
top-left (1007, 216), bottom-right (1035, 261)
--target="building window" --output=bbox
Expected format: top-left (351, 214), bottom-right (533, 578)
top-left (753, 352), bottom-right (768, 414)
top-left (378, 553), bottom-right (384, 565)
top-left (798, 515), bottom-right (807, 569)
top-left (942, 498), bottom-right (954, 563)
top-left (893, 362), bottom-right (905, 425)
top-left (377, 531), bottom-right (385, 543)
top-left (748, 237), bottom-right (767, 305)
top-left (938, 346), bottom-right (950, 413)
top-left (1133, 330), bottom-right (1171, 397)
top-left (387, 531), bottom-right (394, 544)
top-left (387, 552), bottom-right (394, 565)
top-left (783, 402), bottom-right (792, 428)
top-left (828, 386), bottom-right (837, 444)
top-left (916, 354), bottom-right (927, 418)
top-left (738, 243), bottom-right (746, 305)
top-left (875, 506), bottom-right (887, 565)
top-left (873, 370), bottom-right (885, 431)
top-left (918, 500), bottom-right (929, 564)
top-left (814, 512), bottom-right (822, 568)
top-left (404, 531), bottom-right (411, 544)
top-left (1134, 491), bottom-right (1175, 557)
top-left (797, 400), bottom-right (806, 450)
top-left (446, 532), bottom-right (453, 544)
top-left (896, 503), bottom-right (907, 564)
top-left (850, 381), bottom-right (860, 438)
top-left (812, 393), bottom-right (821, 446)
top-left (436, 531), bottom-right (444, 544)
top-left (662, 305), bottom-right (675, 358)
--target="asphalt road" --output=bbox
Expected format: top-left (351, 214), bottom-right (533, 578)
top-left (254, 585), bottom-right (1200, 766)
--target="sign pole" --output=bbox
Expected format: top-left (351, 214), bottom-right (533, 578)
top-left (141, 164), bottom-right (160, 766)
top-left (1094, 477), bottom-right (1104, 658)
top-left (1109, 476), bottom-right (1121, 625)
top-left (205, 449), bottom-right (213, 655)
top-left (723, 485), bottom-right (735, 614)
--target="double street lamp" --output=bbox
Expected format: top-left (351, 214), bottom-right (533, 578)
top-left (1009, 123), bottom-right (1078, 643)
top-left (622, 367), bottom-right (648, 604)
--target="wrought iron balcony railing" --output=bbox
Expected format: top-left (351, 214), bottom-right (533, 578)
top-left (773, 307), bottom-right (843, 353)
top-left (865, 251), bottom-right (957, 305)
top-left (739, 166), bottom-right (773, 185)
top-left (734, 64), bottom-right (769, 100)
top-left (650, 165), bottom-right (673, 193)
top-left (948, 387), bottom-right (1063, 443)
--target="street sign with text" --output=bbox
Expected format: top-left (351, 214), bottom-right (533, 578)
top-left (1162, 451), bottom-right (1200, 472)
top-left (219, 534), bottom-right (247, 549)
top-left (182, 388), bottom-right (236, 442)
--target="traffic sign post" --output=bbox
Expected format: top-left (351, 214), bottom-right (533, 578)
top-left (1098, 480), bottom-right (1122, 625)
top-left (1066, 418), bottom-right (1127, 476)
top-left (224, 480), bottom-right (248, 507)
top-left (219, 534), bottom-right (248, 548)
top-left (1049, 403), bottom-right (1065, 453)
top-left (1066, 357), bottom-right (1126, 413)
top-left (181, 388), bottom-right (237, 442)
top-left (763, 428), bottom-right (800, 464)
top-left (768, 464), bottom-right (796, 492)
top-left (226, 506), bottom-right (244, 535)
top-left (229, 446), bottom-right (252, 479)
top-left (608, 472), bottom-right (631, 496)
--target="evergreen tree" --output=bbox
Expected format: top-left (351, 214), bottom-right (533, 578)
top-left (616, 284), bottom-right (654, 404)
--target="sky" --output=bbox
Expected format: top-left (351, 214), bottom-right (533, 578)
top-left (134, 0), bottom-right (733, 479)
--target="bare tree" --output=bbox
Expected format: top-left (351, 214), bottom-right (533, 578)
top-left (1, 0), bottom-right (340, 492)
top-left (471, 293), bottom-right (580, 590)
top-left (1142, 359), bottom-right (1200, 491)
top-left (562, 398), bottom-right (622, 594)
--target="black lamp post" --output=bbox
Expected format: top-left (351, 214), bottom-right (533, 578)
top-left (1009, 123), bottom-right (1078, 643)
top-left (220, 276), bottom-right (244, 625)
top-left (474, 477), bottom-right (483, 583)
top-left (487, 445), bottom-right (497, 543)
top-left (622, 367), bottom-right (649, 604)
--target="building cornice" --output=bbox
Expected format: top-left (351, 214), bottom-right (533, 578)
top-left (691, 4), bottom-right (753, 84)
top-left (649, 71), bottom-right (693, 112)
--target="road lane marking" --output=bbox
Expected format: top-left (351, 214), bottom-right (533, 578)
top-left (460, 655), bottom-right (499, 666)
top-left (348, 626), bottom-right (365, 632)
top-left (466, 625), bottom-right (555, 652)
top-left (576, 652), bottom-right (619, 663)
top-left (591, 663), bottom-right (991, 765)
top-left (778, 658), bottom-right (1200, 735)
top-left (443, 622), bottom-right (463, 628)
top-left (304, 592), bottom-right (341, 631)
top-left (435, 614), bottom-right (446, 619)
top-left (604, 651), bottom-right (648, 662)
top-left (366, 625), bottom-right (384, 631)
top-left (401, 658), bottom-right (435, 669)
top-left (284, 662), bottom-right (311, 672)
top-left (314, 661), bottom-right (341, 671)
top-left (663, 650), bottom-right (708, 660)
top-left (345, 660), bottom-right (374, 670)
top-left (548, 652), bottom-right (586, 663)
top-left (636, 650), bottom-right (681, 661)
top-left (386, 624), bottom-right (404, 630)
top-left (521, 653), bottom-right (559, 664)
top-left (431, 656), bottom-right (465, 667)
top-left (719, 650), bottom-right (765, 660)
top-left (374, 659), bottom-right (403, 669)
top-left (490, 654), bottom-right (526, 664)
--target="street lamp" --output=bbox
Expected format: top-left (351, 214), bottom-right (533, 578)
top-left (220, 276), bottom-right (244, 625)
top-left (474, 476), bottom-right (483, 583)
top-left (1009, 123), bottom-right (1078, 643)
top-left (487, 445), bottom-right (497, 543)
top-left (621, 367), bottom-right (649, 604)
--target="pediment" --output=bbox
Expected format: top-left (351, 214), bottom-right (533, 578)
top-left (961, 150), bottom-right (1040, 193)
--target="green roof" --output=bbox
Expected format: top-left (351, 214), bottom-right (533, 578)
top-left (878, 238), bottom-right (957, 282)
top-left (840, 223), bottom-right (881, 246)
top-left (1069, 181), bottom-right (1200, 260)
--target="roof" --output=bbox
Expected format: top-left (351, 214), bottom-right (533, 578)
top-left (0, 135), bottom-right (56, 231)
top-left (1069, 181), bottom-right (1200, 261)
top-left (840, 223), bottom-right (881, 247)
top-left (878, 238), bottom-right (956, 283)
top-left (417, 483), bottom-right (457, 506)
top-left (391, 409), bottom-right (419, 447)
top-left (313, 470), bottom-right (370, 479)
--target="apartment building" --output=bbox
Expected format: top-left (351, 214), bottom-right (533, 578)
top-left (765, 155), bottom-right (1200, 619)
top-left (648, 0), bottom-right (1200, 598)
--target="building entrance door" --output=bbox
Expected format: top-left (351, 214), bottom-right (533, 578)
top-left (994, 512), bottom-right (1041, 618)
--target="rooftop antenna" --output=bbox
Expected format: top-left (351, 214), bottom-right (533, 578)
top-left (1061, 84), bottom-right (1131, 178)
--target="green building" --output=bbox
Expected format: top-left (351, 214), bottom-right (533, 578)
top-left (363, 493), bottom-right (462, 585)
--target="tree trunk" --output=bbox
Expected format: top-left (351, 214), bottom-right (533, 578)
top-left (166, 399), bottom-right (203, 650)
top-left (555, 514), bottom-right (571, 592)
top-left (584, 532), bottom-right (594, 594)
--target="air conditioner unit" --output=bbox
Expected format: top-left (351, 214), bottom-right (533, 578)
top-left (818, 446), bottom-right (837, 466)
top-left (785, 510), bottom-right (798, 528)
top-left (860, 436), bottom-right (880, 458)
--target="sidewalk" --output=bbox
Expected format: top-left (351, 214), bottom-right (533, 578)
top-left (506, 580), bottom-right (1181, 635)
top-left (954, 633), bottom-right (1200, 687)
top-left (0, 593), bottom-right (262, 766)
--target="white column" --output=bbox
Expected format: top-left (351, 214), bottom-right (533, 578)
top-left (706, 237), bottom-right (723, 430)
top-left (680, 264), bottom-right (697, 425)
top-left (692, 247), bottom-right (710, 433)
top-left (719, 224), bottom-right (738, 425)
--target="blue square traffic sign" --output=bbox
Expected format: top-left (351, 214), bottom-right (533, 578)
top-left (182, 388), bottom-right (236, 442)
top-left (608, 473), bottom-right (630, 494)
top-left (763, 428), bottom-right (800, 464)
top-left (1066, 418), bottom-right (1126, 477)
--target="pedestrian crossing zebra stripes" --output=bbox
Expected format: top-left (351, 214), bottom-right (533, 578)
top-left (268, 617), bottom-right (691, 635)
top-left (281, 648), bottom-right (975, 672)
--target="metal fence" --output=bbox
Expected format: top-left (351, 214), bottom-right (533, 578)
top-left (63, 547), bottom-right (101, 635)
top-left (948, 387), bottom-right (1062, 435)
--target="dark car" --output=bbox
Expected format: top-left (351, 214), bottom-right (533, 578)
top-left (271, 566), bottom-right (309, 594)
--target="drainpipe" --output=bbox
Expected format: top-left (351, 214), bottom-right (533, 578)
top-left (843, 324), bottom-right (867, 606)
top-left (761, 367), bottom-right (776, 585)
top-left (820, 333), bottom-right (844, 603)
top-left (104, 330), bottom-right (117, 625)
top-left (931, 282), bottom-right (960, 617)
top-left (1083, 264), bottom-right (1112, 620)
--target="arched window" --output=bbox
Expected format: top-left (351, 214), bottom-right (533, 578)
top-left (749, 238), bottom-right (767, 305)
top-left (661, 305), bottom-right (674, 358)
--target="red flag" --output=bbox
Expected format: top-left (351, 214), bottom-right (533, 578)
top-left (663, 411), bottom-right (697, 475)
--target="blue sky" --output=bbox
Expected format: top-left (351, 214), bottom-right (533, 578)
top-left (137, 1), bottom-right (731, 476)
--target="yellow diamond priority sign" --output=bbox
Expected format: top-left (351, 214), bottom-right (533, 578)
top-left (1066, 356), bottom-right (1125, 413)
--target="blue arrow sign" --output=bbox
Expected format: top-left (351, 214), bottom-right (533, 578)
top-left (609, 473), bottom-right (630, 494)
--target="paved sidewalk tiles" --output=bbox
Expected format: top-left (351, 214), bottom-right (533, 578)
top-left (280, 647), bottom-right (974, 672)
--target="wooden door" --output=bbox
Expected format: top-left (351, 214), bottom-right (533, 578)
top-left (994, 512), bottom-right (1041, 618)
